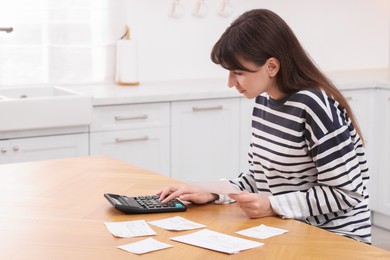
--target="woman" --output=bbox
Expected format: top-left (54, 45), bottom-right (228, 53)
top-left (158, 9), bottom-right (371, 244)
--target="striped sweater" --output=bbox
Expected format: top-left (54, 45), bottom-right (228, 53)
top-left (230, 88), bottom-right (371, 244)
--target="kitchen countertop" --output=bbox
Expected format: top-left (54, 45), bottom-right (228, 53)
top-left (64, 68), bottom-right (390, 106)
top-left (325, 68), bottom-right (390, 90)
top-left (65, 77), bottom-right (237, 106)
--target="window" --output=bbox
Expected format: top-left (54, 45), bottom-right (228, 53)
top-left (0, 0), bottom-right (125, 86)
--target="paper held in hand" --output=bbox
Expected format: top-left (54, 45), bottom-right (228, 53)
top-left (188, 179), bottom-right (240, 195)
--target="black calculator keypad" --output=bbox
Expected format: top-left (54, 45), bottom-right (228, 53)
top-left (135, 195), bottom-right (182, 209)
top-left (104, 193), bottom-right (187, 214)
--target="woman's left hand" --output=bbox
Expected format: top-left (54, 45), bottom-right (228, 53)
top-left (228, 191), bottom-right (276, 218)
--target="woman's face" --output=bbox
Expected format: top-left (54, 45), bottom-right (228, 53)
top-left (227, 57), bottom-right (283, 99)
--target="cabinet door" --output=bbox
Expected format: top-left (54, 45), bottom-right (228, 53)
top-left (239, 98), bottom-right (255, 174)
top-left (373, 89), bottom-right (390, 216)
top-left (90, 127), bottom-right (170, 176)
top-left (342, 89), bottom-right (377, 202)
top-left (3, 133), bottom-right (89, 164)
top-left (171, 98), bottom-right (240, 181)
top-left (342, 89), bottom-right (374, 144)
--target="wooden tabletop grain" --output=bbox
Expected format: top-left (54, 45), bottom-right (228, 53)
top-left (0, 156), bottom-right (388, 259)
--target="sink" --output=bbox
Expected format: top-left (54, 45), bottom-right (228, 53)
top-left (0, 86), bottom-right (78, 99)
top-left (0, 85), bottom-right (92, 132)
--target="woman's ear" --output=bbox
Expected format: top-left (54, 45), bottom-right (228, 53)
top-left (266, 57), bottom-right (280, 78)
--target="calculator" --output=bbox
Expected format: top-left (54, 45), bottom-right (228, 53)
top-left (104, 193), bottom-right (187, 214)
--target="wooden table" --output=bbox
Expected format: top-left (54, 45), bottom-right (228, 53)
top-left (0, 156), bottom-right (389, 259)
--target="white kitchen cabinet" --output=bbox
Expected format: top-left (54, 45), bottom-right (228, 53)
top-left (341, 89), bottom-right (375, 147)
top-left (371, 89), bottom-right (390, 230)
top-left (90, 128), bottom-right (170, 176)
top-left (341, 89), bottom-right (380, 218)
top-left (341, 89), bottom-right (377, 198)
top-left (0, 133), bottom-right (88, 164)
top-left (171, 98), bottom-right (240, 181)
top-left (89, 103), bottom-right (170, 176)
top-left (239, 98), bottom-right (255, 174)
top-left (341, 88), bottom-right (390, 230)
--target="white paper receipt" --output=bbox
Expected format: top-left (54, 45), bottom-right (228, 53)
top-left (236, 224), bottom-right (288, 239)
top-left (148, 216), bottom-right (205, 231)
top-left (104, 220), bottom-right (156, 238)
top-left (188, 179), bottom-right (240, 195)
top-left (170, 229), bottom-right (263, 254)
top-left (117, 238), bottom-right (172, 255)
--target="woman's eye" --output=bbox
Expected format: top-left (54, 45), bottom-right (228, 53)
top-left (233, 71), bottom-right (243, 76)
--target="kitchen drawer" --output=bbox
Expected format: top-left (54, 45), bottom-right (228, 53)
top-left (90, 103), bottom-right (170, 132)
top-left (90, 127), bottom-right (170, 176)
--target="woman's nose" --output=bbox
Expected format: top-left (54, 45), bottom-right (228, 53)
top-left (227, 72), bottom-right (236, 88)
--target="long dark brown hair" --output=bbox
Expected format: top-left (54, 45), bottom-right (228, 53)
top-left (211, 9), bottom-right (364, 143)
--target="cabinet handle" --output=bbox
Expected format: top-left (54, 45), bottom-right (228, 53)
top-left (115, 135), bottom-right (149, 143)
top-left (192, 105), bottom-right (223, 112)
top-left (13, 146), bottom-right (19, 152)
top-left (114, 114), bottom-right (148, 121)
top-left (1, 148), bottom-right (7, 153)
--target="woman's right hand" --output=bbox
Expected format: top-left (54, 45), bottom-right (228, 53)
top-left (157, 185), bottom-right (218, 205)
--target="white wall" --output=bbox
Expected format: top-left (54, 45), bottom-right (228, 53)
top-left (125, 0), bottom-right (390, 82)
